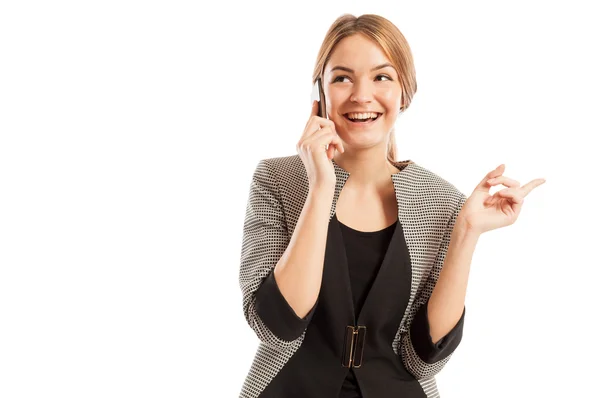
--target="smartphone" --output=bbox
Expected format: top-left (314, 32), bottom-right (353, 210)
top-left (312, 78), bottom-right (327, 119)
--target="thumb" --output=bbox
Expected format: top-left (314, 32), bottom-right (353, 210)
top-left (311, 100), bottom-right (319, 117)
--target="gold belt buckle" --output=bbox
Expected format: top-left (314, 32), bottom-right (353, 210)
top-left (341, 325), bottom-right (367, 368)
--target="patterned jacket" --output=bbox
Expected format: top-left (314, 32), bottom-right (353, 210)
top-left (238, 154), bottom-right (468, 398)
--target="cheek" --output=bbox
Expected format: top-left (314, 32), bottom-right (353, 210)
top-left (377, 87), bottom-right (402, 109)
top-left (325, 88), bottom-right (345, 109)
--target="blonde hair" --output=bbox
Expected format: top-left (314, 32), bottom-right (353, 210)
top-left (312, 14), bottom-right (417, 165)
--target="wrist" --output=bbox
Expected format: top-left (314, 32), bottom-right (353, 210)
top-left (454, 215), bottom-right (481, 238)
top-left (309, 183), bottom-right (335, 197)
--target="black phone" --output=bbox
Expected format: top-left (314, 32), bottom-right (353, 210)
top-left (315, 77), bottom-right (327, 118)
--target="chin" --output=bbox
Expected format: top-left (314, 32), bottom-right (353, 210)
top-left (337, 134), bottom-right (388, 150)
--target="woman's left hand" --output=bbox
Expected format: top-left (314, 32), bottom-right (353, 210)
top-left (459, 164), bottom-right (546, 235)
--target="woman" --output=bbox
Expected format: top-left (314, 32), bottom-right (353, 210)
top-left (238, 13), bottom-right (545, 398)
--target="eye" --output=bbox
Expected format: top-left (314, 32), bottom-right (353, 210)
top-left (332, 75), bottom-right (350, 83)
top-left (332, 74), bottom-right (393, 83)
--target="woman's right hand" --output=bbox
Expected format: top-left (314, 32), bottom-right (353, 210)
top-left (296, 100), bottom-right (345, 191)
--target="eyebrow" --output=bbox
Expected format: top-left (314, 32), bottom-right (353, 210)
top-left (330, 63), bottom-right (395, 73)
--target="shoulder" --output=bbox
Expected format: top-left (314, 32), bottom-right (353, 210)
top-left (256, 154), bottom-right (304, 172)
top-left (252, 154), bottom-right (306, 186)
top-left (405, 162), bottom-right (467, 210)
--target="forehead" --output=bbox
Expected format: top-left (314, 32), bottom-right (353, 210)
top-left (325, 34), bottom-right (391, 71)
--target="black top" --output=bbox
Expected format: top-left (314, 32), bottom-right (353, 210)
top-left (337, 217), bottom-right (398, 398)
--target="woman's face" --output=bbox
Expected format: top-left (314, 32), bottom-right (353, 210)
top-left (323, 34), bottom-right (403, 151)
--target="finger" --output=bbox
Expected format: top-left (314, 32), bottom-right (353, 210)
top-left (483, 196), bottom-right (495, 206)
top-left (300, 127), bottom-right (336, 152)
top-left (487, 176), bottom-right (520, 188)
top-left (484, 192), bottom-right (507, 206)
top-left (309, 128), bottom-right (345, 155)
top-left (301, 116), bottom-right (336, 140)
top-left (327, 144), bottom-right (335, 160)
top-left (303, 100), bottom-right (319, 130)
top-left (311, 100), bottom-right (318, 118)
top-left (305, 126), bottom-right (334, 142)
top-left (325, 134), bottom-right (344, 159)
top-left (476, 164), bottom-right (506, 190)
top-left (325, 130), bottom-right (345, 154)
top-left (495, 188), bottom-right (524, 204)
top-left (519, 178), bottom-right (546, 196)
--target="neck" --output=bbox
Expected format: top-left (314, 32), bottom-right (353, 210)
top-left (333, 146), bottom-right (399, 187)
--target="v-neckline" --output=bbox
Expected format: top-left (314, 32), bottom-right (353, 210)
top-left (331, 211), bottom-right (402, 325)
top-left (328, 158), bottom-right (413, 220)
top-left (325, 159), bottom-right (415, 326)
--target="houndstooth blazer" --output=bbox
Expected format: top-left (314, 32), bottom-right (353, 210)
top-left (238, 154), bottom-right (468, 398)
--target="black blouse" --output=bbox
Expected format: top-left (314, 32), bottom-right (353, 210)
top-left (335, 214), bottom-right (464, 397)
top-left (337, 217), bottom-right (398, 398)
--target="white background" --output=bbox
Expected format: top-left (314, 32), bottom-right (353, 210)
top-left (1, 1), bottom-right (598, 397)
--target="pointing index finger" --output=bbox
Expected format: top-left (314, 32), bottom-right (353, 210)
top-left (520, 178), bottom-right (546, 196)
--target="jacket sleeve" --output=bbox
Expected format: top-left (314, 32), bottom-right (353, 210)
top-left (400, 193), bottom-right (467, 380)
top-left (239, 159), bottom-right (318, 350)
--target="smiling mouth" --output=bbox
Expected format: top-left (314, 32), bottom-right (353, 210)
top-left (343, 113), bottom-right (382, 124)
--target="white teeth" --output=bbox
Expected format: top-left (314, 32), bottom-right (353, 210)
top-left (346, 112), bottom-right (379, 120)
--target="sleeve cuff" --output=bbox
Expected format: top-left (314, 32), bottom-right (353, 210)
top-left (409, 297), bottom-right (465, 363)
top-left (254, 270), bottom-right (318, 341)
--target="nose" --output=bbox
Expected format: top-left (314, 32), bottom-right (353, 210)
top-left (350, 80), bottom-right (373, 104)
